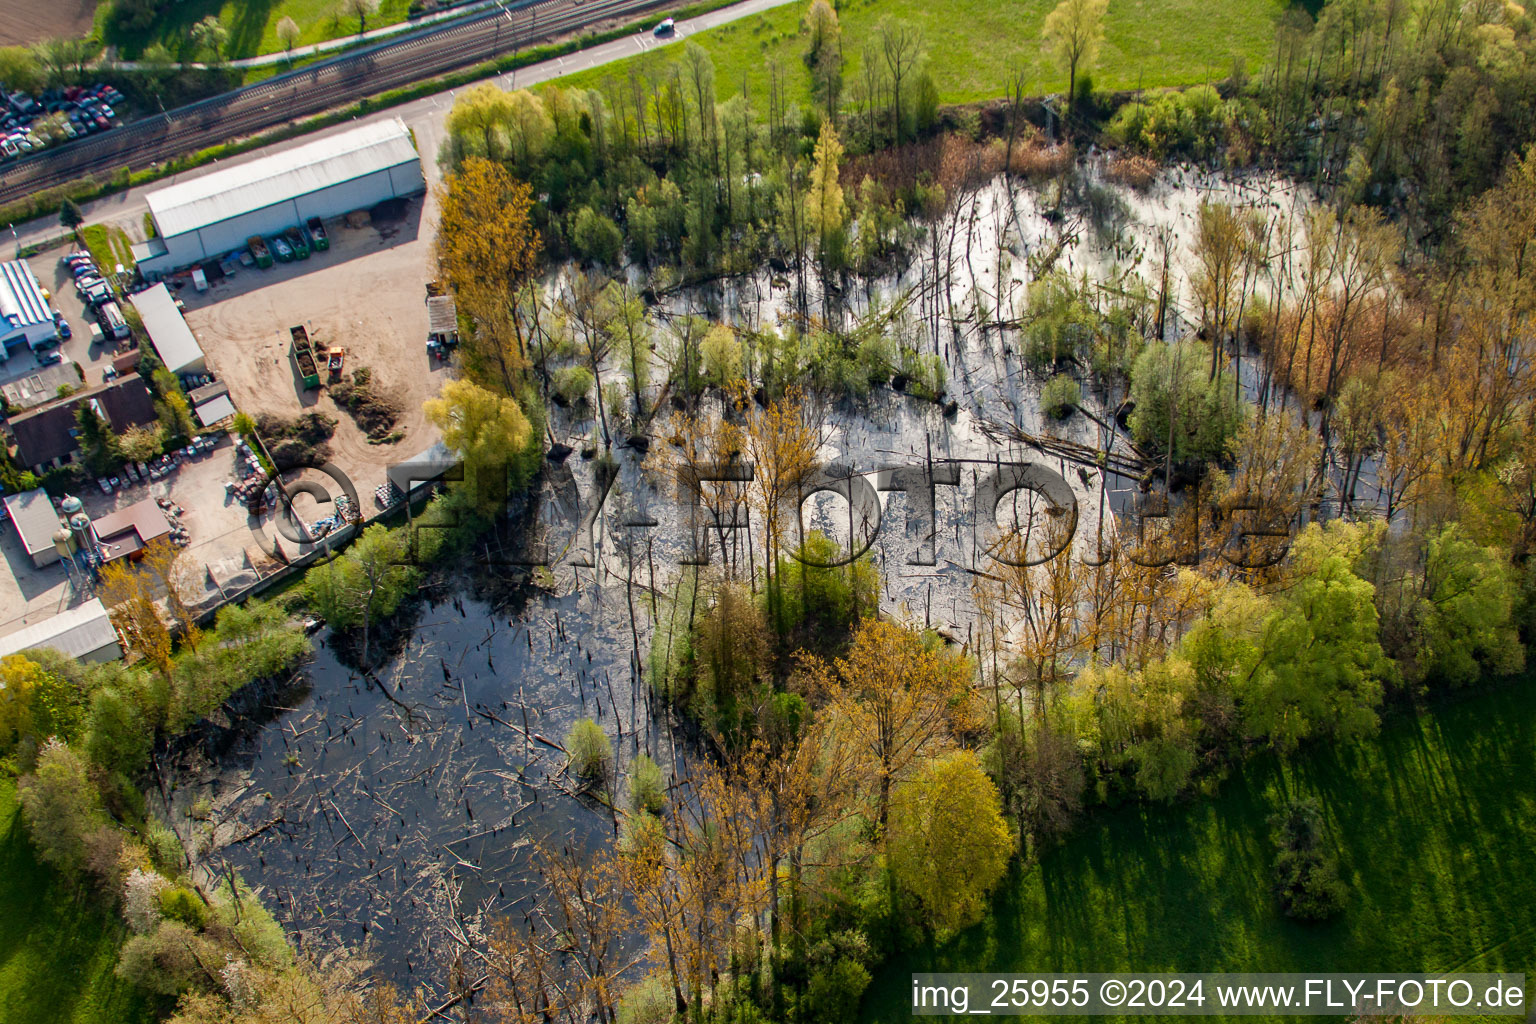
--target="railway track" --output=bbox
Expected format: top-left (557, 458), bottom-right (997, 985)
top-left (0, 0), bottom-right (666, 207)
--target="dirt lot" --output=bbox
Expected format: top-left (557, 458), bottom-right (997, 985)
top-left (0, 0), bottom-right (99, 46)
top-left (179, 192), bottom-right (450, 506)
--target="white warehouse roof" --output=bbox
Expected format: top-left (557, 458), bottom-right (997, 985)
top-left (146, 118), bottom-right (419, 239)
top-left (0, 598), bottom-right (122, 662)
top-left (0, 261), bottom-right (51, 331)
top-left (129, 283), bottom-right (205, 374)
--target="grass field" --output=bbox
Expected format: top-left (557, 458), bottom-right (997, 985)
top-left (552, 0), bottom-right (1289, 111)
top-left (101, 0), bottom-right (415, 61)
top-left (0, 777), bottom-right (163, 1024)
top-left (861, 680), bottom-right (1536, 1022)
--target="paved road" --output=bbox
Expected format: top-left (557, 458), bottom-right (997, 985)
top-left (6, 0), bottom-right (787, 252)
top-left (0, 0), bottom-right (721, 208)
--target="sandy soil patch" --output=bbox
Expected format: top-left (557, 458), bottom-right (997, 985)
top-left (0, 0), bottom-right (100, 47)
top-left (178, 192), bottom-right (450, 506)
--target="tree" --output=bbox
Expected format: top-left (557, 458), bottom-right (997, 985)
top-left (1128, 340), bottom-right (1247, 466)
top-left (1269, 798), bottom-right (1346, 920)
top-left (306, 525), bottom-right (418, 668)
top-left (565, 718), bottom-right (611, 779)
top-left (887, 749), bottom-right (1014, 933)
top-left (874, 18), bottom-right (924, 144)
top-left (119, 424), bottom-right (164, 463)
top-left (84, 686), bottom-right (150, 777)
top-left (17, 738), bottom-right (102, 875)
top-left (1403, 525), bottom-right (1525, 689)
top-left (435, 158), bottom-right (542, 392)
top-left (0, 654), bottom-right (83, 752)
top-left (276, 16), bottom-right (301, 62)
top-left (0, 46), bottom-right (43, 95)
top-left (422, 377), bottom-right (535, 512)
top-left (699, 323), bottom-right (743, 386)
top-left (1043, 0), bottom-right (1108, 108)
top-left (58, 199), bottom-right (84, 230)
top-left (572, 206), bottom-right (624, 265)
top-left (447, 82), bottom-right (514, 160)
top-left (341, 0), bottom-right (376, 35)
top-left (808, 618), bottom-right (973, 830)
top-left (98, 555), bottom-right (173, 675)
top-left (807, 121), bottom-right (847, 289)
top-left (190, 16), bottom-right (228, 63)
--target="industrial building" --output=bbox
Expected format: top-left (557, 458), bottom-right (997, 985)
top-left (131, 118), bottom-right (425, 276)
top-left (0, 598), bottom-right (122, 663)
top-left (91, 497), bottom-right (172, 563)
top-left (0, 260), bottom-right (59, 354)
top-left (129, 283), bottom-right (207, 375)
top-left (3, 488), bottom-right (63, 568)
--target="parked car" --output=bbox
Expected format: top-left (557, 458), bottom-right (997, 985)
top-left (38, 350), bottom-right (62, 365)
top-left (55, 318), bottom-right (71, 340)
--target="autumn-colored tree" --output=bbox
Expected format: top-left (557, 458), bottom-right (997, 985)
top-left (887, 749), bottom-right (1014, 933)
top-left (435, 158), bottom-right (542, 393)
top-left (138, 539), bottom-right (203, 651)
top-left (735, 385), bottom-right (822, 626)
top-left (807, 121), bottom-right (847, 274)
top-left (98, 554), bottom-right (174, 675)
top-left (807, 617), bottom-right (974, 830)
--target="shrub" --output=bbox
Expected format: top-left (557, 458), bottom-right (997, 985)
top-left (551, 365), bottom-right (595, 407)
top-left (159, 885), bottom-right (209, 929)
top-left (1127, 340), bottom-right (1246, 465)
top-left (1104, 153), bottom-right (1158, 190)
top-left (805, 958), bottom-right (873, 1024)
top-left (1269, 798), bottom-right (1347, 921)
top-left (123, 868), bottom-right (169, 934)
top-left (565, 718), bottom-right (611, 779)
top-left (1041, 374), bottom-right (1080, 419)
top-left (572, 206), bottom-right (624, 265)
top-left (628, 753), bottom-right (666, 813)
top-left (115, 920), bottom-right (214, 995)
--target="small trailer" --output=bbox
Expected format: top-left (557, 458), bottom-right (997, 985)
top-left (327, 347), bottom-right (344, 382)
top-left (248, 235), bottom-right (273, 269)
top-left (289, 325), bottom-right (321, 389)
top-left (306, 217), bottom-right (329, 251)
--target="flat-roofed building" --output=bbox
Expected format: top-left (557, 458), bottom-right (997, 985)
top-left (129, 283), bottom-right (207, 375)
top-left (91, 497), bottom-right (172, 564)
top-left (3, 488), bottom-right (63, 568)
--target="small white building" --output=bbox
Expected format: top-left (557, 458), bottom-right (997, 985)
top-left (0, 260), bottom-right (58, 355)
top-left (132, 118), bottom-right (426, 276)
top-left (0, 598), bottom-right (122, 663)
top-left (129, 283), bottom-right (207, 375)
top-left (4, 488), bottom-right (63, 568)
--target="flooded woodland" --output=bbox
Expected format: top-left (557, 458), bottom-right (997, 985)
top-left (165, 159), bottom-right (1368, 998)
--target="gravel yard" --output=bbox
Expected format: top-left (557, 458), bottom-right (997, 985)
top-left (177, 193), bottom-right (450, 505)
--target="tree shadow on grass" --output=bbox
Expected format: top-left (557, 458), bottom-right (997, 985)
top-left (861, 681), bottom-right (1536, 1023)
